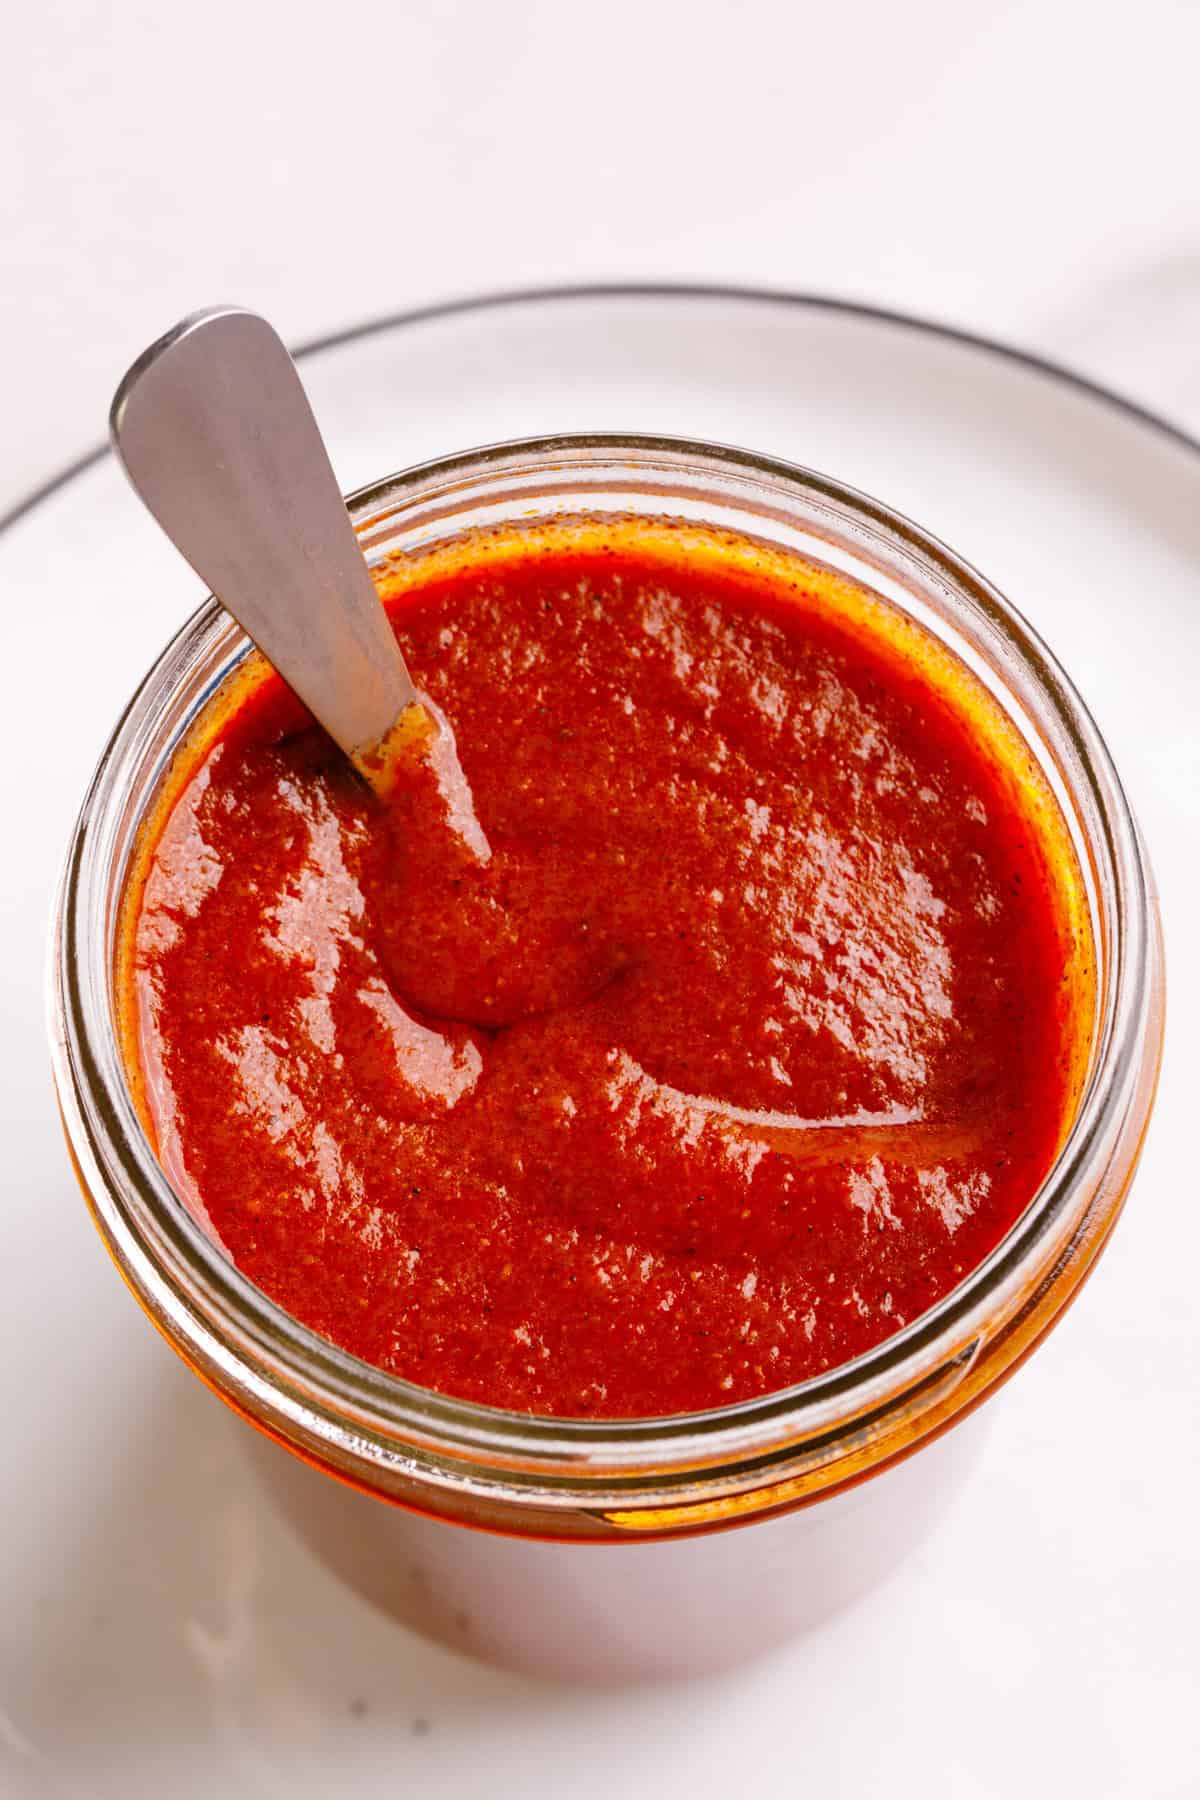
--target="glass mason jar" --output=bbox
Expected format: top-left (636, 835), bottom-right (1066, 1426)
top-left (50, 437), bottom-right (1163, 1681)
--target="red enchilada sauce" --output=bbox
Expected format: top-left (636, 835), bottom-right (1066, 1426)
top-left (121, 518), bottom-right (1092, 1417)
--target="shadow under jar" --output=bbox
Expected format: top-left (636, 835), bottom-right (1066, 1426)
top-left (51, 437), bottom-right (1163, 1681)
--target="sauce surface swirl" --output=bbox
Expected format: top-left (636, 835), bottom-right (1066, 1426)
top-left (121, 518), bottom-right (1092, 1416)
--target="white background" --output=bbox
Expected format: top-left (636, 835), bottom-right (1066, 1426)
top-left (5, 0), bottom-right (1200, 511)
top-left (5, 5), bottom-right (1200, 1797)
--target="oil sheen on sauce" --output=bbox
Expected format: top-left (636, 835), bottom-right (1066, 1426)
top-left (120, 517), bottom-right (1093, 1418)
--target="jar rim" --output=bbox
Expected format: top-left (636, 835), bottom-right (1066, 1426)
top-left (50, 432), bottom-right (1156, 1507)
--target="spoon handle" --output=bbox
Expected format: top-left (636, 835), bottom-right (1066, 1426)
top-left (110, 307), bottom-right (419, 771)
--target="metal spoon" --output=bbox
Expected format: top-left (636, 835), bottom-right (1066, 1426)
top-left (110, 306), bottom-right (432, 799)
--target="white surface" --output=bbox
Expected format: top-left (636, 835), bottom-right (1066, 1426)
top-left (6, 0), bottom-right (1200, 514)
top-left (2, 291), bottom-right (1197, 1796)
